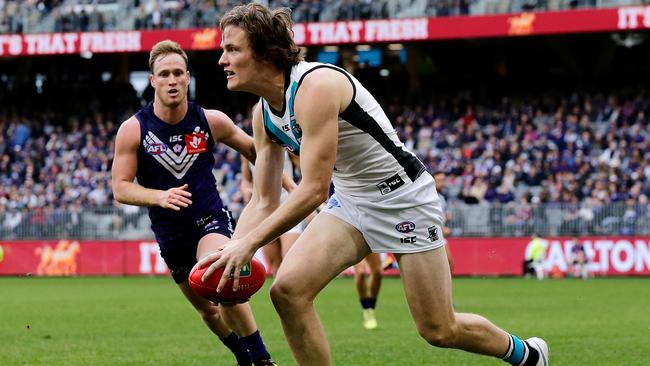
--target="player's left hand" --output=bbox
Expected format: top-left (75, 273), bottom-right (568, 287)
top-left (196, 238), bottom-right (257, 293)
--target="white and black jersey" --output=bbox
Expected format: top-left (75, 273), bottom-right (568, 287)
top-left (260, 61), bottom-right (426, 199)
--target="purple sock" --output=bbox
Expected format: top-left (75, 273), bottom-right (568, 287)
top-left (240, 330), bottom-right (271, 362)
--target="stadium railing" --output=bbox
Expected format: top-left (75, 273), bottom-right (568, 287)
top-left (446, 201), bottom-right (647, 237)
top-left (1, 201), bottom-right (647, 240)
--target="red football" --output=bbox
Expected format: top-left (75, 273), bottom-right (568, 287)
top-left (189, 257), bottom-right (267, 303)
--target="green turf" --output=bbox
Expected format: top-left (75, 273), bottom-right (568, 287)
top-left (0, 276), bottom-right (648, 365)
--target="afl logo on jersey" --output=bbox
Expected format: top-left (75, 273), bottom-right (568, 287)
top-left (395, 221), bottom-right (416, 233)
top-left (146, 143), bottom-right (168, 155)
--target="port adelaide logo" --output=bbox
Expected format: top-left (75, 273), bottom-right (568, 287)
top-left (395, 221), bottom-right (415, 233)
top-left (427, 226), bottom-right (439, 242)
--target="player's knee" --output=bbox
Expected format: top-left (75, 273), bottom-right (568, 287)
top-left (417, 323), bottom-right (458, 348)
top-left (269, 279), bottom-right (293, 307)
top-left (270, 278), bottom-right (305, 311)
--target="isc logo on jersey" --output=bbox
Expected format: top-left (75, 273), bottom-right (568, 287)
top-left (146, 143), bottom-right (167, 155)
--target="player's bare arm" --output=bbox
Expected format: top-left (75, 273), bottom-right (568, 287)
top-left (205, 108), bottom-right (256, 163)
top-left (237, 104), bottom-right (286, 238)
top-left (206, 108), bottom-right (296, 192)
top-left (243, 68), bottom-right (351, 244)
top-left (111, 117), bottom-right (192, 210)
top-left (196, 104), bottom-right (284, 285)
top-left (197, 103), bottom-right (290, 290)
top-left (260, 68), bottom-right (348, 227)
top-left (240, 155), bottom-right (254, 204)
top-left (198, 69), bottom-right (349, 291)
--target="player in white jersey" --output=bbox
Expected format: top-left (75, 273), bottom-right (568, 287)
top-left (197, 4), bottom-right (549, 366)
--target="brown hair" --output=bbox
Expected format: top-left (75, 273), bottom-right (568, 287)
top-left (220, 3), bottom-right (302, 70)
top-left (149, 40), bottom-right (188, 73)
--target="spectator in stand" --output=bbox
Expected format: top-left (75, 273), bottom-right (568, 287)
top-left (505, 194), bottom-right (532, 235)
top-left (463, 176), bottom-right (488, 203)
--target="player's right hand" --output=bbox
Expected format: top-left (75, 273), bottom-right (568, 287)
top-left (159, 183), bottom-right (192, 210)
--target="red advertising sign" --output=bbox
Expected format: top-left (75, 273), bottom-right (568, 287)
top-left (2, 6), bottom-right (650, 57)
top-left (0, 240), bottom-right (168, 276)
top-left (448, 236), bottom-right (650, 276)
top-left (1, 237), bottom-right (649, 277)
top-left (348, 236), bottom-right (650, 277)
top-left (0, 29), bottom-right (214, 57)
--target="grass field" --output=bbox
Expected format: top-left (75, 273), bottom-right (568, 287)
top-left (1, 276), bottom-right (648, 366)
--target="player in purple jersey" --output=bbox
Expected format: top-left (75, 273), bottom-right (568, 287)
top-left (111, 40), bottom-right (276, 366)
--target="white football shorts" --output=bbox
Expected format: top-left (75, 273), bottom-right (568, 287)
top-left (281, 190), bottom-right (306, 234)
top-left (322, 173), bottom-right (446, 254)
top-left (287, 220), bottom-right (305, 234)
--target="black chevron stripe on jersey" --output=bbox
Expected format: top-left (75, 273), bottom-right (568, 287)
top-left (340, 100), bottom-right (425, 182)
top-left (296, 64), bottom-right (424, 182)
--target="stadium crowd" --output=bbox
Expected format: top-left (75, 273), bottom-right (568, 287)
top-left (0, 109), bottom-right (120, 238)
top-left (0, 0), bottom-right (63, 34)
top-left (2, 0), bottom-right (649, 34)
top-left (2, 88), bottom-right (650, 238)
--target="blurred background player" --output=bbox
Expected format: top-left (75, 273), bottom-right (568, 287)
top-left (241, 149), bottom-right (305, 276)
top-left (433, 171), bottom-right (454, 274)
top-left (523, 233), bottom-right (548, 280)
top-left (354, 253), bottom-right (383, 329)
top-left (111, 40), bottom-right (275, 366)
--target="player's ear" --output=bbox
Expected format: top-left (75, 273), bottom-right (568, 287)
top-left (149, 73), bottom-right (155, 88)
top-left (186, 70), bottom-right (191, 83)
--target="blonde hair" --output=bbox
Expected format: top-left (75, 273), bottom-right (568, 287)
top-left (149, 40), bottom-right (188, 73)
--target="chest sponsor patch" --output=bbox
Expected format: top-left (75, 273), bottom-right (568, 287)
top-left (376, 173), bottom-right (405, 195)
top-left (185, 132), bottom-right (208, 154)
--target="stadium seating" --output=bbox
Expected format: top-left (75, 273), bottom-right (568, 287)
top-left (1, 88), bottom-right (650, 239)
